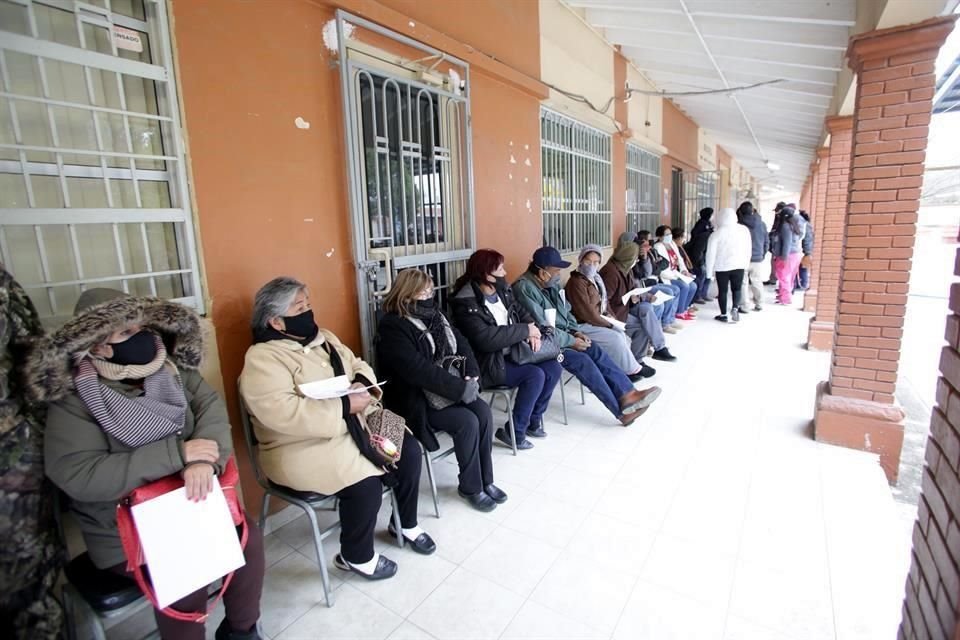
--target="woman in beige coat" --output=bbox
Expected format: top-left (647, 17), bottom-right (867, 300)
top-left (240, 277), bottom-right (435, 581)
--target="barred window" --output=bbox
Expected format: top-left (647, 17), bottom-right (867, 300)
top-left (541, 109), bottom-right (611, 253)
top-left (626, 143), bottom-right (661, 233)
top-left (0, 0), bottom-right (202, 326)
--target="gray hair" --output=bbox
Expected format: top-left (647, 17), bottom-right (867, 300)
top-left (251, 277), bottom-right (306, 330)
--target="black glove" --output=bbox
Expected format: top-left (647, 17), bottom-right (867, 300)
top-left (460, 378), bottom-right (480, 404)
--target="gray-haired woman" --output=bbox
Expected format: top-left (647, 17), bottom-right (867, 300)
top-left (239, 277), bottom-right (435, 582)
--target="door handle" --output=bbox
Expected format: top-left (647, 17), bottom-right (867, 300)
top-left (367, 248), bottom-right (393, 296)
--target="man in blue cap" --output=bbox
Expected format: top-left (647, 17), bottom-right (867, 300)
top-left (512, 246), bottom-right (660, 426)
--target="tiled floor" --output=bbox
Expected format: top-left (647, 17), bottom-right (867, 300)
top-left (109, 293), bottom-right (914, 640)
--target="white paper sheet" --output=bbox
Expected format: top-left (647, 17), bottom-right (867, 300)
top-left (130, 478), bottom-right (245, 609)
top-left (298, 375), bottom-right (386, 400)
top-left (604, 316), bottom-right (627, 332)
top-left (544, 308), bottom-right (557, 327)
top-left (650, 291), bottom-right (674, 307)
top-left (620, 287), bottom-right (652, 306)
top-left (675, 272), bottom-right (694, 285)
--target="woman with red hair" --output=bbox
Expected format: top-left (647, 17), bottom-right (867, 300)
top-left (449, 250), bottom-right (562, 450)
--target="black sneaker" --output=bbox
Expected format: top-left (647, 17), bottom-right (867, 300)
top-left (458, 488), bottom-right (497, 512)
top-left (639, 362), bottom-right (656, 378)
top-left (526, 422), bottom-right (547, 438)
top-left (714, 314), bottom-right (728, 323)
top-left (694, 298), bottom-right (709, 305)
top-left (754, 304), bottom-right (762, 312)
top-left (737, 306), bottom-right (749, 314)
top-left (652, 347), bottom-right (677, 362)
top-left (484, 484), bottom-right (508, 504)
top-left (215, 620), bottom-right (262, 640)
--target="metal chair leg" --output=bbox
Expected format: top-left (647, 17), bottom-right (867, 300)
top-left (303, 506), bottom-right (334, 608)
top-left (423, 446), bottom-right (441, 518)
top-left (559, 376), bottom-right (568, 425)
top-left (579, 379), bottom-right (585, 404)
top-left (258, 492), bottom-right (270, 530)
top-left (503, 390), bottom-right (517, 456)
top-left (389, 490), bottom-right (403, 547)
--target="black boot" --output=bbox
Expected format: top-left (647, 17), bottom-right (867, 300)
top-left (215, 619), bottom-right (262, 640)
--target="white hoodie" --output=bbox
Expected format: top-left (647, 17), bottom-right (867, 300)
top-left (704, 208), bottom-right (752, 278)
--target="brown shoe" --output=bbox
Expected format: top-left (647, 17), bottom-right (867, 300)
top-left (619, 405), bottom-right (649, 426)
top-left (619, 386), bottom-right (662, 412)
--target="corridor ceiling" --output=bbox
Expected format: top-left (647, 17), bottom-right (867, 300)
top-left (567, 0), bottom-right (858, 193)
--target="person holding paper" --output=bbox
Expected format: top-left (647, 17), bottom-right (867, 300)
top-left (564, 244), bottom-right (652, 380)
top-left (241, 277), bottom-right (435, 582)
top-left (449, 249), bottom-right (561, 450)
top-left (31, 289), bottom-right (264, 640)
top-left (513, 247), bottom-right (661, 427)
top-left (632, 232), bottom-right (682, 334)
top-left (705, 208), bottom-right (753, 323)
top-left (377, 269), bottom-right (506, 513)
top-left (654, 225), bottom-right (698, 320)
top-left (599, 235), bottom-right (677, 364)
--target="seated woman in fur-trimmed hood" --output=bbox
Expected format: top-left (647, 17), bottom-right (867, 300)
top-left (24, 288), bottom-right (265, 640)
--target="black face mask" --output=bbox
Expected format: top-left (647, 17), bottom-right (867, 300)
top-left (283, 309), bottom-right (319, 342)
top-left (107, 330), bottom-right (158, 366)
top-left (414, 298), bottom-right (437, 313)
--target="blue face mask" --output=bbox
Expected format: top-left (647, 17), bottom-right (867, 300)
top-left (579, 263), bottom-right (599, 279)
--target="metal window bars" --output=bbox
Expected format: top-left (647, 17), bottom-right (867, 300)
top-left (0, 0), bottom-right (202, 325)
top-left (672, 169), bottom-right (720, 234)
top-left (626, 142), bottom-right (661, 234)
top-left (540, 108), bottom-right (612, 254)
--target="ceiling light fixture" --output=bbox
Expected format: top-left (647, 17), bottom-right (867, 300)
top-left (765, 160), bottom-right (781, 172)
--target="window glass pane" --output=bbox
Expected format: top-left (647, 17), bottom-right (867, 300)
top-left (34, 4), bottom-right (82, 48)
top-left (112, 0), bottom-right (147, 21)
top-left (0, 174), bottom-right (28, 207)
top-left (0, 0), bottom-right (29, 35)
top-left (30, 174), bottom-right (65, 207)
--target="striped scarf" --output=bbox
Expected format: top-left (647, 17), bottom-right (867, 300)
top-left (73, 336), bottom-right (187, 448)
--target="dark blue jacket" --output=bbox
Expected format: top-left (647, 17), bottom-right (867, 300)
top-left (739, 213), bottom-right (769, 262)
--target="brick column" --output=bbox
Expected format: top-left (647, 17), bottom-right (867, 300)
top-left (803, 153), bottom-right (827, 313)
top-left (813, 16), bottom-right (956, 486)
top-left (807, 118), bottom-right (852, 350)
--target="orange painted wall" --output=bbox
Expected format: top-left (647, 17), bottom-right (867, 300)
top-left (660, 100), bottom-right (701, 225)
top-left (612, 51), bottom-right (628, 240)
top-left (170, 0), bottom-right (543, 514)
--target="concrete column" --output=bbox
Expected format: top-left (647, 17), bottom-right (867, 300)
top-left (803, 148), bottom-right (830, 313)
top-left (813, 16), bottom-right (956, 485)
top-left (807, 117), bottom-right (852, 351)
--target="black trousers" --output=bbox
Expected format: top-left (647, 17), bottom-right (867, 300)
top-left (336, 433), bottom-right (421, 564)
top-left (427, 399), bottom-right (494, 495)
top-left (715, 269), bottom-right (745, 315)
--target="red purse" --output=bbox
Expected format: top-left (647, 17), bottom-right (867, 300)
top-left (116, 456), bottom-right (248, 623)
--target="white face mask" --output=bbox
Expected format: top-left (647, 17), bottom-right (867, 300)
top-left (663, 234), bottom-right (673, 244)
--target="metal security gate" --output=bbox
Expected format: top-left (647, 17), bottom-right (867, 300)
top-left (626, 143), bottom-right (660, 233)
top-left (672, 169), bottom-right (719, 234)
top-left (337, 12), bottom-right (475, 359)
top-left (0, 0), bottom-right (202, 325)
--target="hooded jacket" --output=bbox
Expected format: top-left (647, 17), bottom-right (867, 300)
top-left (776, 211), bottom-right (804, 259)
top-left (565, 270), bottom-right (613, 329)
top-left (739, 212), bottom-right (770, 263)
top-left (704, 208), bottom-right (752, 277)
top-left (449, 278), bottom-right (533, 387)
top-left (685, 216), bottom-right (714, 268)
top-left (25, 291), bottom-right (232, 569)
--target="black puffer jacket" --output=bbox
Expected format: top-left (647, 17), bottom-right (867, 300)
top-left (685, 218), bottom-right (714, 268)
top-left (375, 311), bottom-right (480, 452)
top-left (449, 279), bottom-right (533, 388)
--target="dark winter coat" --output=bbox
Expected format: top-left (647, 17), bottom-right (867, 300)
top-left (375, 311), bottom-right (480, 452)
top-left (685, 218), bottom-right (714, 268)
top-left (449, 279), bottom-right (533, 388)
top-left (632, 251), bottom-right (669, 287)
top-left (739, 213), bottom-right (770, 263)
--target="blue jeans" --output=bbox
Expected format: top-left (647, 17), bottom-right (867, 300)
top-left (666, 279), bottom-right (696, 314)
top-left (502, 359), bottom-right (562, 441)
top-left (651, 284), bottom-right (678, 325)
top-left (560, 343), bottom-right (634, 418)
top-left (692, 266), bottom-right (711, 300)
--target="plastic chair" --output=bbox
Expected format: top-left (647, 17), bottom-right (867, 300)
top-left (485, 385), bottom-right (518, 456)
top-left (237, 382), bottom-right (402, 607)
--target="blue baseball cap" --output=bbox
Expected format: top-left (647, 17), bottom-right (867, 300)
top-left (532, 246), bottom-right (571, 269)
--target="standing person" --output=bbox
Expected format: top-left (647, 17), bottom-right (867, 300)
top-left (449, 249), bottom-right (562, 450)
top-left (0, 266), bottom-right (63, 640)
top-left (241, 277), bottom-right (436, 581)
top-left (685, 208), bottom-right (714, 304)
top-left (764, 201), bottom-right (786, 285)
top-left (737, 201), bottom-right (769, 312)
top-left (377, 269), bottom-right (506, 512)
top-left (565, 244), bottom-right (650, 380)
top-left (773, 206), bottom-right (805, 305)
top-left (600, 234), bottom-right (677, 364)
top-left (654, 225), bottom-right (697, 320)
top-left (797, 210), bottom-right (814, 291)
top-left (705, 208), bottom-right (752, 323)
top-left (513, 247), bottom-right (661, 427)
top-left (30, 289), bottom-right (265, 640)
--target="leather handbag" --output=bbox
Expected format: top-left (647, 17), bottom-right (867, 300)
top-left (116, 456), bottom-right (247, 623)
top-left (365, 404), bottom-right (411, 466)
top-left (509, 332), bottom-right (563, 365)
top-left (423, 355), bottom-right (466, 410)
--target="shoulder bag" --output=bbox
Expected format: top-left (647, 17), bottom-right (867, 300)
top-left (509, 329), bottom-right (563, 365)
top-left (116, 456), bottom-right (247, 623)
